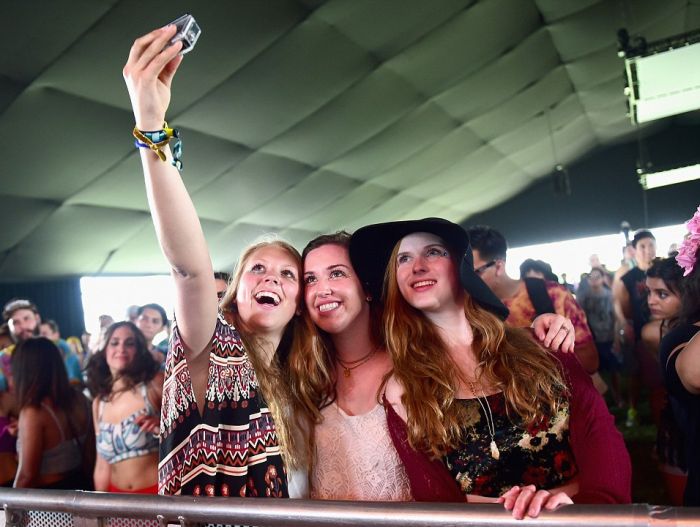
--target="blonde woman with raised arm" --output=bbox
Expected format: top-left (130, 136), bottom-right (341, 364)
top-left (123, 24), bottom-right (307, 497)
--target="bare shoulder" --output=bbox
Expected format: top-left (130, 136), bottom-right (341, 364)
top-left (614, 263), bottom-right (631, 281)
top-left (641, 320), bottom-right (661, 346)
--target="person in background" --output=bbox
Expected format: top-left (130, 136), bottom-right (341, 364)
top-left (660, 206), bottom-right (700, 506)
top-left (467, 226), bottom-right (598, 374)
top-left (126, 306), bottom-right (140, 324)
top-left (0, 325), bottom-right (12, 351)
top-left (641, 256), bottom-right (686, 505)
top-left (85, 321), bottom-right (163, 493)
top-left (613, 229), bottom-right (657, 427)
top-left (135, 304), bottom-right (169, 365)
top-left (0, 354), bottom-right (17, 487)
top-left (39, 320), bottom-right (83, 386)
top-left (578, 267), bottom-right (621, 406)
top-left (66, 336), bottom-right (87, 367)
top-left (519, 259), bottom-right (558, 283)
top-left (2, 299), bottom-right (41, 352)
top-left (588, 255), bottom-right (613, 289)
top-left (214, 272), bottom-right (231, 301)
top-left (11, 337), bottom-right (94, 489)
top-left (0, 300), bottom-right (82, 387)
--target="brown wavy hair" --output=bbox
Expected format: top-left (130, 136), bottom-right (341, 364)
top-left (85, 321), bottom-right (159, 400)
top-left (219, 239), bottom-right (310, 469)
top-left (383, 242), bottom-right (567, 458)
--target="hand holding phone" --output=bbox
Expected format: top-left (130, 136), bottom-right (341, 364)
top-left (168, 14), bottom-right (201, 55)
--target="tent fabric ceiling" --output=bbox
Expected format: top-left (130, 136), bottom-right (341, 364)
top-left (0, 0), bottom-right (697, 279)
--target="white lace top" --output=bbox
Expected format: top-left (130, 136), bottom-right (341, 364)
top-left (311, 402), bottom-right (412, 501)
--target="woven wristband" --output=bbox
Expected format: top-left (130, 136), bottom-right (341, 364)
top-left (133, 121), bottom-right (183, 170)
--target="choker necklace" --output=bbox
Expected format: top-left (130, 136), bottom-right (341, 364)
top-left (467, 380), bottom-right (500, 460)
top-left (336, 347), bottom-right (378, 378)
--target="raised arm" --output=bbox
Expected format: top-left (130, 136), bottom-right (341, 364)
top-left (122, 26), bottom-right (217, 358)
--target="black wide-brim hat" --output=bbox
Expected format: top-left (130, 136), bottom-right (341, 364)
top-left (349, 217), bottom-right (509, 320)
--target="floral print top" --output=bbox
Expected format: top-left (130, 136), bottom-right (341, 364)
top-left (444, 392), bottom-right (578, 497)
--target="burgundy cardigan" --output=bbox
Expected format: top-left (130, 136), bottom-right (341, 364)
top-left (385, 350), bottom-right (632, 504)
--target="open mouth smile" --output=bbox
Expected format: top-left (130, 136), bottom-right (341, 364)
top-left (255, 291), bottom-right (281, 306)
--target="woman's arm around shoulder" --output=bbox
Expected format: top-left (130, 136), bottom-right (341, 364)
top-left (13, 407), bottom-right (43, 488)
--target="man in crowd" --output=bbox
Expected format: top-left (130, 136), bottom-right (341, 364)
top-left (612, 229), bottom-right (656, 426)
top-left (0, 298), bottom-right (83, 386)
top-left (467, 226), bottom-right (598, 374)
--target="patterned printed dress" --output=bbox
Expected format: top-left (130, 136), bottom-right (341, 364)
top-left (444, 393), bottom-right (578, 497)
top-left (158, 313), bottom-right (288, 498)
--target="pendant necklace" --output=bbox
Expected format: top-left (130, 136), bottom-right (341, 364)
top-left (468, 380), bottom-right (500, 460)
top-left (336, 347), bottom-right (377, 378)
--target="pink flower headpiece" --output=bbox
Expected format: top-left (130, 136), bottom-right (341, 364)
top-left (676, 205), bottom-right (700, 276)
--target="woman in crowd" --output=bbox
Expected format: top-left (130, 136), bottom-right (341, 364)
top-left (293, 231), bottom-right (577, 517)
top-left (135, 303), bottom-right (169, 365)
top-left (660, 205), bottom-right (700, 506)
top-left (349, 218), bottom-right (631, 515)
top-left (86, 321), bottom-right (162, 493)
top-left (123, 24), bottom-right (307, 497)
top-left (641, 256), bottom-right (686, 504)
top-left (11, 337), bottom-right (94, 489)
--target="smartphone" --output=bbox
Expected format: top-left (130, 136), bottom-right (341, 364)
top-left (168, 14), bottom-right (201, 55)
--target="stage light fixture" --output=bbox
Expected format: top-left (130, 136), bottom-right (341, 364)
top-left (638, 163), bottom-right (700, 190)
top-left (620, 28), bottom-right (700, 124)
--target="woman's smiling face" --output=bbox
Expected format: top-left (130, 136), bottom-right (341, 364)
top-left (395, 232), bottom-right (464, 314)
top-left (235, 244), bottom-right (301, 335)
top-left (303, 243), bottom-right (369, 336)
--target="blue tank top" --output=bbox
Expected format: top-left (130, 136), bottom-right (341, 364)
top-left (96, 384), bottom-right (159, 464)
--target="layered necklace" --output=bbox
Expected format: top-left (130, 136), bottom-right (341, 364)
top-left (467, 380), bottom-right (500, 460)
top-left (336, 347), bottom-right (378, 378)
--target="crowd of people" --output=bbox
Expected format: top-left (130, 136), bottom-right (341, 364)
top-left (0, 21), bottom-right (696, 521)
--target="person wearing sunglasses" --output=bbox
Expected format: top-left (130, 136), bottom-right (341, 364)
top-left (467, 226), bottom-right (598, 375)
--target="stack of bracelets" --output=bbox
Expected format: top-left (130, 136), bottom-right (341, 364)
top-left (133, 121), bottom-right (183, 170)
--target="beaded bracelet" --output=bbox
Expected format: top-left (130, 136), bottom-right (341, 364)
top-left (133, 121), bottom-right (183, 170)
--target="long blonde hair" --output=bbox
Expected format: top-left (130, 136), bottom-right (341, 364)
top-left (219, 239), bottom-right (310, 469)
top-left (383, 242), bottom-right (567, 458)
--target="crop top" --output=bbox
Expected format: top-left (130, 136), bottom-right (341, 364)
top-left (96, 383), bottom-right (159, 464)
top-left (17, 403), bottom-right (83, 475)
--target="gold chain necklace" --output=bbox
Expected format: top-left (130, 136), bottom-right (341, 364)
top-left (467, 380), bottom-right (500, 460)
top-left (336, 347), bottom-right (377, 378)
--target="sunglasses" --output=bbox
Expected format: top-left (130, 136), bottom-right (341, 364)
top-left (474, 260), bottom-right (497, 275)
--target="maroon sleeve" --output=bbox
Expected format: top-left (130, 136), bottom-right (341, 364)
top-left (383, 397), bottom-right (465, 502)
top-left (555, 351), bottom-right (632, 503)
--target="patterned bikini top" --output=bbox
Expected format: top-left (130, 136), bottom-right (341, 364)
top-left (96, 383), bottom-right (159, 464)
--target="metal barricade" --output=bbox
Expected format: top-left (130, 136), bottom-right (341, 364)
top-left (0, 489), bottom-right (699, 527)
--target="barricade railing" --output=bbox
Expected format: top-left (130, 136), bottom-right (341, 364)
top-left (0, 489), bottom-right (698, 527)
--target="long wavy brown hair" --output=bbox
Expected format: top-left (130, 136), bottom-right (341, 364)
top-left (219, 239), bottom-right (311, 469)
top-left (383, 241), bottom-right (567, 458)
top-left (288, 233), bottom-right (384, 427)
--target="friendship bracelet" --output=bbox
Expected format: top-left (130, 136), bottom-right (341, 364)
top-left (132, 121), bottom-right (183, 170)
